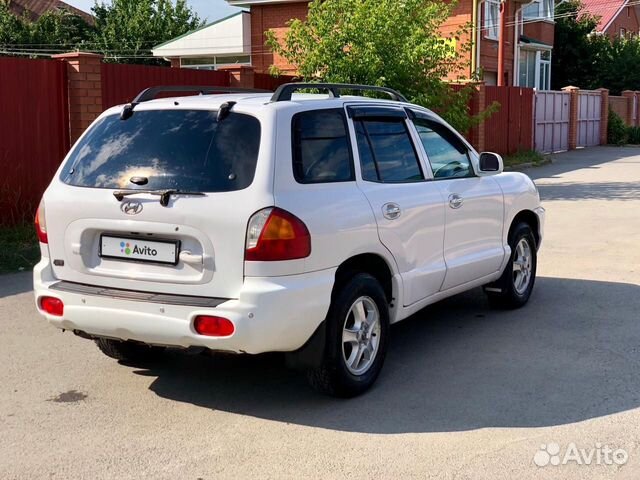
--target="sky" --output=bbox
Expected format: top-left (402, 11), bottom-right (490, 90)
top-left (64, 0), bottom-right (240, 23)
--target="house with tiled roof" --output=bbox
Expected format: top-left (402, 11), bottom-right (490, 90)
top-left (581, 0), bottom-right (640, 38)
top-left (8, 0), bottom-right (94, 24)
top-left (225, 0), bottom-right (555, 89)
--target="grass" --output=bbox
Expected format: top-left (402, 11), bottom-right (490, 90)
top-left (503, 150), bottom-right (548, 168)
top-left (0, 224), bottom-right (40, 274)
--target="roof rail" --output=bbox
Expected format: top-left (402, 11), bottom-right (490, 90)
top-left (120, 85), bottom-right (270, 120)
top-left (270, 83), bottom-right (409, 103)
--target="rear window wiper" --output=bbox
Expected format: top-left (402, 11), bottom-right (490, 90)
top-left (113, 189), bottom-right (205, 207)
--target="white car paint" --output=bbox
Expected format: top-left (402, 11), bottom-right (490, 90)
top-left (34, 92), bottom-right (544, 354)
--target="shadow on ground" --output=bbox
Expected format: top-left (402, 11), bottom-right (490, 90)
top-left (138, 276), bottom-right (640, 433)
top-left (527, 146), bottom-right (640, 182)
top-left (0, 272), bottom-right (33, 298)
top-left (537, 181), bottom-right (640, 201)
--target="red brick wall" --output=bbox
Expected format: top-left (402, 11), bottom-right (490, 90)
top-left (604, 6), bottom-right (640, 38)
top-left (441, 0), bottom-right (474, 81)
top-left (251, 2), bottom-right (309, 74)
top-left (523, 20), bottom-right (555, 46)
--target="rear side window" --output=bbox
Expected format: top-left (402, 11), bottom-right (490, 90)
top-left (292, 109), bottom-right (354, 184)
top-left (60, 110), bottom-right (261, 192)
top-left (354, 119), bottom-right (424, 183)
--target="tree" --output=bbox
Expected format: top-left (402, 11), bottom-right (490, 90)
top-left (0, 1), bottom-right (94, 56)
top-left (92, 0), bottom-right (203, 65)
top-left (265, 0), bottom-right (482, 132)
top-left (551, 0), bottom-right (601, 90)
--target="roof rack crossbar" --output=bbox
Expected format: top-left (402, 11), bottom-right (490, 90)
top-left (270, 83), bottom-right (408, 103)
top-left (120, 85), bottom-right (271, 120)
top-left (132, 85), bottom-right (271, 104)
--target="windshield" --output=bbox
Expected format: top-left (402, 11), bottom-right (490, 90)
top-left (60, 109), bottom-right (261, 192)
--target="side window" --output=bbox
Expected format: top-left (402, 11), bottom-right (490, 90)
top-left (292, 109), bottom-right (354, 184)
top-left (354, 119), bottom-right (424, 183)
top-left (413, 117), bottom-right (474, 179)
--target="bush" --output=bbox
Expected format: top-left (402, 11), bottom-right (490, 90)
top-left (627, 126), bottom-right (640, 144)
top-left (608, 111), bottom-right (627, 145)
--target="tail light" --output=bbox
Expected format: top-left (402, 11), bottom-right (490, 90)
top-left (35, 199), bottom-right (48, 244)
top-left (40, 297), bottom-right (64, 316)
top-left (194, 315), bottom-right (235, 337)
top-left (245, 207), bottom-right (311, 261)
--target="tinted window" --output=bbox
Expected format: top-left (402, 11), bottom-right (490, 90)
top-left (413, 118), bottom-right (474, 179)
top-left (355, 119), bottom-right (423, 183)
top-left (60, 110), bottom-right (261, 192)
top-left (292, 109), bottom-right (354, 183)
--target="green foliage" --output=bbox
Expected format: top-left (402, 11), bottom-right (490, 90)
top-left (0, 0), bottom-right (202, 65)
top-left (0, 225), bottom-right (39, 274)
top-left (553, 0), bottom-right (640, 94)
top-left (265, 0), bottom-right (486, 132)
top-left (504, 150), bottom-right (547, 168)
top-left (551, 0), bottom-right (600, 90)
top-left (626, 126), bottom-right (640, 144)
top-left (0, 1), bottom-right (94, 53)
top-left (608, 110), bottom-right (628, 145)
top-left (92, 0), bottom-right (203, 65)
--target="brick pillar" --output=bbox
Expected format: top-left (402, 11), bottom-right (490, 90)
top-left (563, 86), bottom-right (580, 150)
top-left (622, 90), bottom-right (634, 126)
top-left (598, 88), bottom-right (609, 145)
top-left (218, 65), bottom-right (255, 89)
top-left (170, 58), bottom-right (181, 68)
top-left (52, 52), bottom-right (103, 144)
top-left (469, 82), bottom-right (486, 152)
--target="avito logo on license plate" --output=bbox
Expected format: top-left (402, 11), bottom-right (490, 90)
top-left (100, 235), bottom-right (180, 265)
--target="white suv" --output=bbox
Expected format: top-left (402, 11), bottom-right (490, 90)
top-left (34, 83), bottom-right (545, 397)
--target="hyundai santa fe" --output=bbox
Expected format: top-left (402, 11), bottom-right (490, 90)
top-left (34, 83), bottom-right (545, 397)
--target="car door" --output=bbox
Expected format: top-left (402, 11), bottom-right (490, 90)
top-left (410, 112), bottom-right (505, 291)
top-left (346, 105), bottom-right (446, 307)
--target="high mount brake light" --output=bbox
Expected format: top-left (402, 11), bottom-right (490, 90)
top-left (245, 208), bottom-right (311, 262)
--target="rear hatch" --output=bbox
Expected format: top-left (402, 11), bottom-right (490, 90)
top-left (44, 105), bottom-right (271, 299)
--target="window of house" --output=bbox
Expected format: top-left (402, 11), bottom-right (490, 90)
top-left (519, 49), bottom-right (552, 90)
top-left (539, 50), bottom-right (551, 90)
top-left (484, 0), bottom-right (500, 40)
top-left (620, 28), bottom-right (628, 38)
top-left (523, 0), bottom-right (554, 20)
top-left (413, 118), bottom-right (473, 179)
top-left (292, 109), bottom-right (354, 184)
top-left (354, 119), bottom-right (424, 183)
top-left (180, 55), bottom-right (251, 70)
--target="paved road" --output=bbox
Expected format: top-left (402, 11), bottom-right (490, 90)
top-left (2, 147), bottom-right (640, 479)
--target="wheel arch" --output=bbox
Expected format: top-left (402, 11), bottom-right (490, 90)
top-left (333, 253), bottom-right (396, 306)
top-left (509, 209), bottom-right (540, 248)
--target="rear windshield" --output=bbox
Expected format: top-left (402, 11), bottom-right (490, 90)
top-left (60, 109), bottom-right (261, 192)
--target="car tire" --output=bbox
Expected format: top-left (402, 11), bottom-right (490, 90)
top-left (485, 222), bottom-right (537, 309)
top-left (307, 273), bottom-right (389, 397)
top-left (95, 338), bottom-right (165, 364)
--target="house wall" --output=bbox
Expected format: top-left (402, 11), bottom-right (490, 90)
top-left (247, 0), bottom-right (554, 88)
top-left (523, 20), bottom-right (555, 45)
top-left (250, 2), bottom-right (309, 74)
top-left (604, 5), bottom-right (640, 38)
top-left (478, 1), bottom-right (516, 86)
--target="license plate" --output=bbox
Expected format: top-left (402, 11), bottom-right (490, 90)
top-left (100, 235), bottom-right (180, 265)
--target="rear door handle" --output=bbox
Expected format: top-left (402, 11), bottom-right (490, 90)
top-left (382, 203), bottom-right (402, 220)
top-left (449, 194), bottom-right (464, 209)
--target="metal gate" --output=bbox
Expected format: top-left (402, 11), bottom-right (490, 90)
top-left (577, 90), bottom-right (602, 147)
top-left (534, 90), bottom-right (570, 153)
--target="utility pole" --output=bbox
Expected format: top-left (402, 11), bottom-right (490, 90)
top-left (497, 0), bottom-right (507, 86)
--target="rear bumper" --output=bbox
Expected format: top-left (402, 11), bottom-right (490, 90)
top-left (34, 260), bottom-right (335, 354)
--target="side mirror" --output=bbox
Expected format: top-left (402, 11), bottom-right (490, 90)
top-left (479, 152), bottom-right (504, 174)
